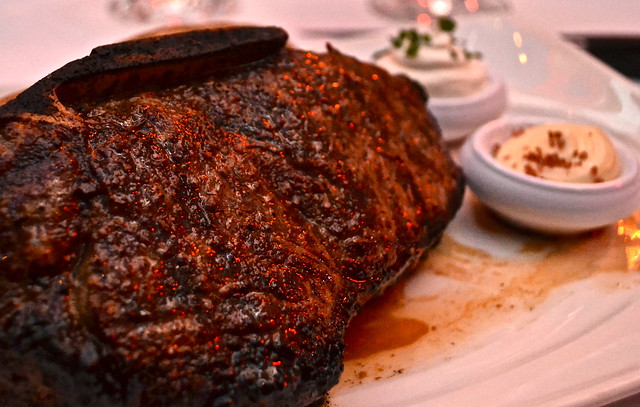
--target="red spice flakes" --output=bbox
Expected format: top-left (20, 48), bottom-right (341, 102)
top-left (524, 164), bottom-right (538, 177)
top-left (491, 143), bottom-right (501, 157)
top-left (518, 137), bottom-right (591, 176)
top-left (547, 130), bottom-right (566, 149)
top-left (572, 149), bottom-right (589, 161)
top-left (524, 150), bottom-right (571, 169)
top-left (591, 165), bottom-right (605, 182)
top-left (511, 128), bottom-right (525, 137)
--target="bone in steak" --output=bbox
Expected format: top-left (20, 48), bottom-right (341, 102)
top-left (0, 26), bottom-right (464, 406)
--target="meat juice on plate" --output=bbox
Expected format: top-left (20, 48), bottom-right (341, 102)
top-left (335, 194), bottom-right (640, 388)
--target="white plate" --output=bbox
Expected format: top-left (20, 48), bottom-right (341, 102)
top-left (321, 15), bottom-right (640, 407)
top-left (331, 241), bottom-right (640, 407)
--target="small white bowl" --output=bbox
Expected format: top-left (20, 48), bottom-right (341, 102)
top-left (430, 72), bottom-right (507, 143)
top-left (459, 115), bottom-right (640, 234)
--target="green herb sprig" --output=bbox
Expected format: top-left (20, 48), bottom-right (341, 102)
top-left (438, 16), bottom-right (456, 33)
top-left (391, 29), bottom-right (432, 58)
top-left (390, 17), bottom-right (481, 60)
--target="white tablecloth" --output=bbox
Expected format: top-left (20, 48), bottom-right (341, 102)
top-left (2, 0), bottom-right (639, 93)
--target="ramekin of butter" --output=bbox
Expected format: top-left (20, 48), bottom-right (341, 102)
top-left (375, 19), bottom-right (507, 143)
top-left (459, 115), bottom-right (640, 234)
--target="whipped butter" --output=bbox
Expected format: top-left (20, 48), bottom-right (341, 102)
top-left (375, 24), bottom-right (490, 98)
top-left (494, 123), bottom-right (621, 183)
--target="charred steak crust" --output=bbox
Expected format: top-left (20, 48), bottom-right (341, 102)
top-left (0, 26), bottom-right (464, 406)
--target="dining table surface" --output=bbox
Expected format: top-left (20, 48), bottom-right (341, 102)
top-left (1, 1), bottom-right (640, 406)
top-left (1, 0), bottom-right (640, 94)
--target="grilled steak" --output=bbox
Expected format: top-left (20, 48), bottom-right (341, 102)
top-left (0, 26), bottom-right (464, 406)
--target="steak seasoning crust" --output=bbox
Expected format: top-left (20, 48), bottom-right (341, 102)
top-left (0, 26), bottom-right (464, 406)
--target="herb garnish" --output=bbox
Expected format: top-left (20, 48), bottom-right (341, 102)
top-left (438, 17), bottom-right (456, 33)
top-left (390, 17), bottom-right (481, 60)
top-left (392, 30), bottom-right (431, 58)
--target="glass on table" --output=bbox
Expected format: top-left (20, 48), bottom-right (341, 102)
top-left (109, 0), bottom-right (235, 24)
top-left (369, 0), bottom-right (510, 20)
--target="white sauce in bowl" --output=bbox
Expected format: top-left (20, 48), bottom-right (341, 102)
top-left (375, 28), bottom-right (490, 98)
top-left (494, 123), bottom-right (621, 183)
